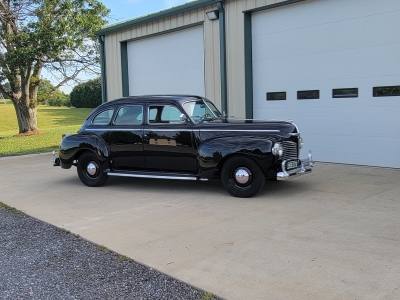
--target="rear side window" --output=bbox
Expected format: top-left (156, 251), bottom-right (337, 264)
top-left (114, 105), bottom-right (143, 125)
top-left (92, 109), bottom-right (114, 125)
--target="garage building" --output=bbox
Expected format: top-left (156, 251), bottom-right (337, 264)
top-left (97, 0), bottom-right (400, 168)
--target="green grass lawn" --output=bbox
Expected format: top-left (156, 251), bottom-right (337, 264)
top-left (0, 100), bottom-right (93, 156)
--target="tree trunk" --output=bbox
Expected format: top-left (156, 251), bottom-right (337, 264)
top-left (12, 99), bottom-right (38, 134)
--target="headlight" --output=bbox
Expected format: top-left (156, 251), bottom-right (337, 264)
top-left (272, 143), bottom-right (283, 157)
top-left (299, 137), bottom-right (304, 149)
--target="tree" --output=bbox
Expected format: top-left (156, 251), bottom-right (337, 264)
top-left (70, 77), bottom-right (101, 108)
top-left (0, 0), bottom-right (109, 134)
top-left (38, 78), bottom-right (69, 106)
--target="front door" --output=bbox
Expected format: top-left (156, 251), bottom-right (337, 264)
top-left (143, 104), bottom-right (196, 173)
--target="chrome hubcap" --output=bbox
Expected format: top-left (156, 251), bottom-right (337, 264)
top-left (234, 167), bottom-right (252, 186)
top-left (86, 162), bottom-right (98, 177)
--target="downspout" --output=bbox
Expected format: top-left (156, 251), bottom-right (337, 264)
top-left (217, 1), bottom-right (228, 115)
top-left (99, 35), bottom-right (108, 103)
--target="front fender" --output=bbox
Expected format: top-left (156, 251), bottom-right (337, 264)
top-left (59, 133), bottom-right (109, 169)
top-left (198, 137), bottom-right (277, 178)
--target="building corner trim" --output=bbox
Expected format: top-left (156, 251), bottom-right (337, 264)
top-left (217, 1), bottom-right (228, 115)
top-left (244, 12), bottom-right (253, 119)
top-left (99, 35), bottom-right (108, 103)
top-left (120, 42), bottom-right (130, 97)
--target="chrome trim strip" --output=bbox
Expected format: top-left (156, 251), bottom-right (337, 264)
top-left (108, 172), bottom-right (208, 181)
top-left (85, 128), bottom-right (280, 133)
top-left (84, 128), bottom-right (143, 132)
top-left (292, 122), bottom-right (300, 134)
top-left (200, 129), bottom-right (280, 133)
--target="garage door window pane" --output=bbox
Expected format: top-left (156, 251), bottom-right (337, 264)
top-left (267, 92), bottom-right (286, 101)
top-left (297, 90), bottom-right (319, 100)
top-left (333, 88), bottom-right (358, 98)
top-left (373, 86), bottom-right (400, 97)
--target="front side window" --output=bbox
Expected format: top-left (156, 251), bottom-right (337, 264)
top-left (148, 105), bottom-right (182, 123)
top-left (182, 100), bottom-right (222, 122)
top-left (92, 109), bottom-right (114, 125)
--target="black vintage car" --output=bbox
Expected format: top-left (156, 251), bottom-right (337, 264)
top-left (53, 95), bottom-right (313, 197)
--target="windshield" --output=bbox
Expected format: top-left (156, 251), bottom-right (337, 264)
top-left (182, 99), bottom-right (222, 122)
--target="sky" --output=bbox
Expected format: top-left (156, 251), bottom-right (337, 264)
top-left (57, 0), bottom-right (192, 93)
top-left (101, 0), bottom-right (193, 24)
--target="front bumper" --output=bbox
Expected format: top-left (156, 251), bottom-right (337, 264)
top-left (277, 151), bottom-right (314, 180)
top-left (52, 150), bottom-right (60, 166)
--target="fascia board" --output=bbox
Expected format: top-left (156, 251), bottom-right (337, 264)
top-left (96, 0), bottom-right (221, 36)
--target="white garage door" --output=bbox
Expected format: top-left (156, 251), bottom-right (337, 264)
top-left (252, 0), bottom-right (400, 168)
top-left (127, 26), bottom-right (205, 96)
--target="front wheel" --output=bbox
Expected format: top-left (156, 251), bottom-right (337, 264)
top-left (77, 152), bottom-right (109, 187)
top-left (221, 156), bottom-right (265, 198)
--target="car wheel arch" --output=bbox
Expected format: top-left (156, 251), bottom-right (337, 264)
top-left (75, 148), bottom-right (109, 170)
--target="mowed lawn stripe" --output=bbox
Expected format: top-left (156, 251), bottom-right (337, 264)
top-left (0, 100), bottom-right (92, 156)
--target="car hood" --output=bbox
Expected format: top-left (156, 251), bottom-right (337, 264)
top-left (198, 118), bottom-right (298, 134)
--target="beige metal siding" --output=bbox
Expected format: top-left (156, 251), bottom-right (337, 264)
top-left (104, 5), bottom-right (221, 108)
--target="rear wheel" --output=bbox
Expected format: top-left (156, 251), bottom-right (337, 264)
top-left (221, 156), bottom-right (265, 198)
top-left (77, 152), bottom-right (108, 187)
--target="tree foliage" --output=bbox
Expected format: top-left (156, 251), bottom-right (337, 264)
top-left (38, 78), bottom-right (69, 106)
top-left (0, 0), bottom-right (109, 133)
top-left (70, 77), bottom-right (101, 108)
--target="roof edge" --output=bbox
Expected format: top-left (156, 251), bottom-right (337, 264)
top-left (97, 0), bottom-right (220, 36)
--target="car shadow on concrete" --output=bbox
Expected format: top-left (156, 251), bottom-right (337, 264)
top-left (54, 173), bottom-right (314, 200)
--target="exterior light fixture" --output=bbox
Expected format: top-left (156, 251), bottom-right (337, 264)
top-left (206, 10), bottom-right (219, 20)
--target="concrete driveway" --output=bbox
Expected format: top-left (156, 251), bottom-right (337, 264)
top-left (1, 153), bottom-right (399, 299)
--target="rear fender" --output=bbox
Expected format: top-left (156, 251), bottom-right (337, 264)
top-left (59, 133), bottom-right (109, 169)
top-left (198, 137), bottom-right (277, 178)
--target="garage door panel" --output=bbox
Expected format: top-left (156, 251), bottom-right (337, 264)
top-left (128, 32), bottom-right (204, 59)
top-left (254, 43), bottom-right (400, 93)
top-left (254, 104), bottom-right (400, 166)
top-left (253, 19), bottom-right (400, 66)
top-left (305, 135), bottom-right (400, 167)
top-left (129, 69), bottom-right (205, 96)
top-left (129, 47), bottom-right (204, 75)
top-left (252, 0), bottom-right (399, 37)
top-left (127, 26), bottom-right (205, 96)
top-left (252, 0), bottom-right (400, 168)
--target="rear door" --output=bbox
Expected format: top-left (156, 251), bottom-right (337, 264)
top-left (109, 104), bottom-right (145, 170)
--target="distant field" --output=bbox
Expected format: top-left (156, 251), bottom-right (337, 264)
top-left (0, 100), bottom-right (93, 156)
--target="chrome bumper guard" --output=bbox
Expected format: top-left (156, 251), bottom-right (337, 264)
top-left (277, 151), bottom-right (314, 180)
top-left (52, 150), bottom-right (60, 166)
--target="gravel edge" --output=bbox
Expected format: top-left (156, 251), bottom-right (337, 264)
top-left (0, 203), bottom-right (221, 300)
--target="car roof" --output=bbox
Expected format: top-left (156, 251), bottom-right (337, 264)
top-left (99, 95), bottom-right (205, 108)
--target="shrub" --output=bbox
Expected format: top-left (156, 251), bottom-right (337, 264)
top-left (47, 93), bottom-right (70, 107)
top-left (70, 78), bottom-right (102, 108)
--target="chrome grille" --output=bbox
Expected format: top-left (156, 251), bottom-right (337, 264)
top-left (282, 141), bottom-right (298, 160)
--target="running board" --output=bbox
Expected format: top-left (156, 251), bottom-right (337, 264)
top-left (107, 170), bottom-right (208, 181)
